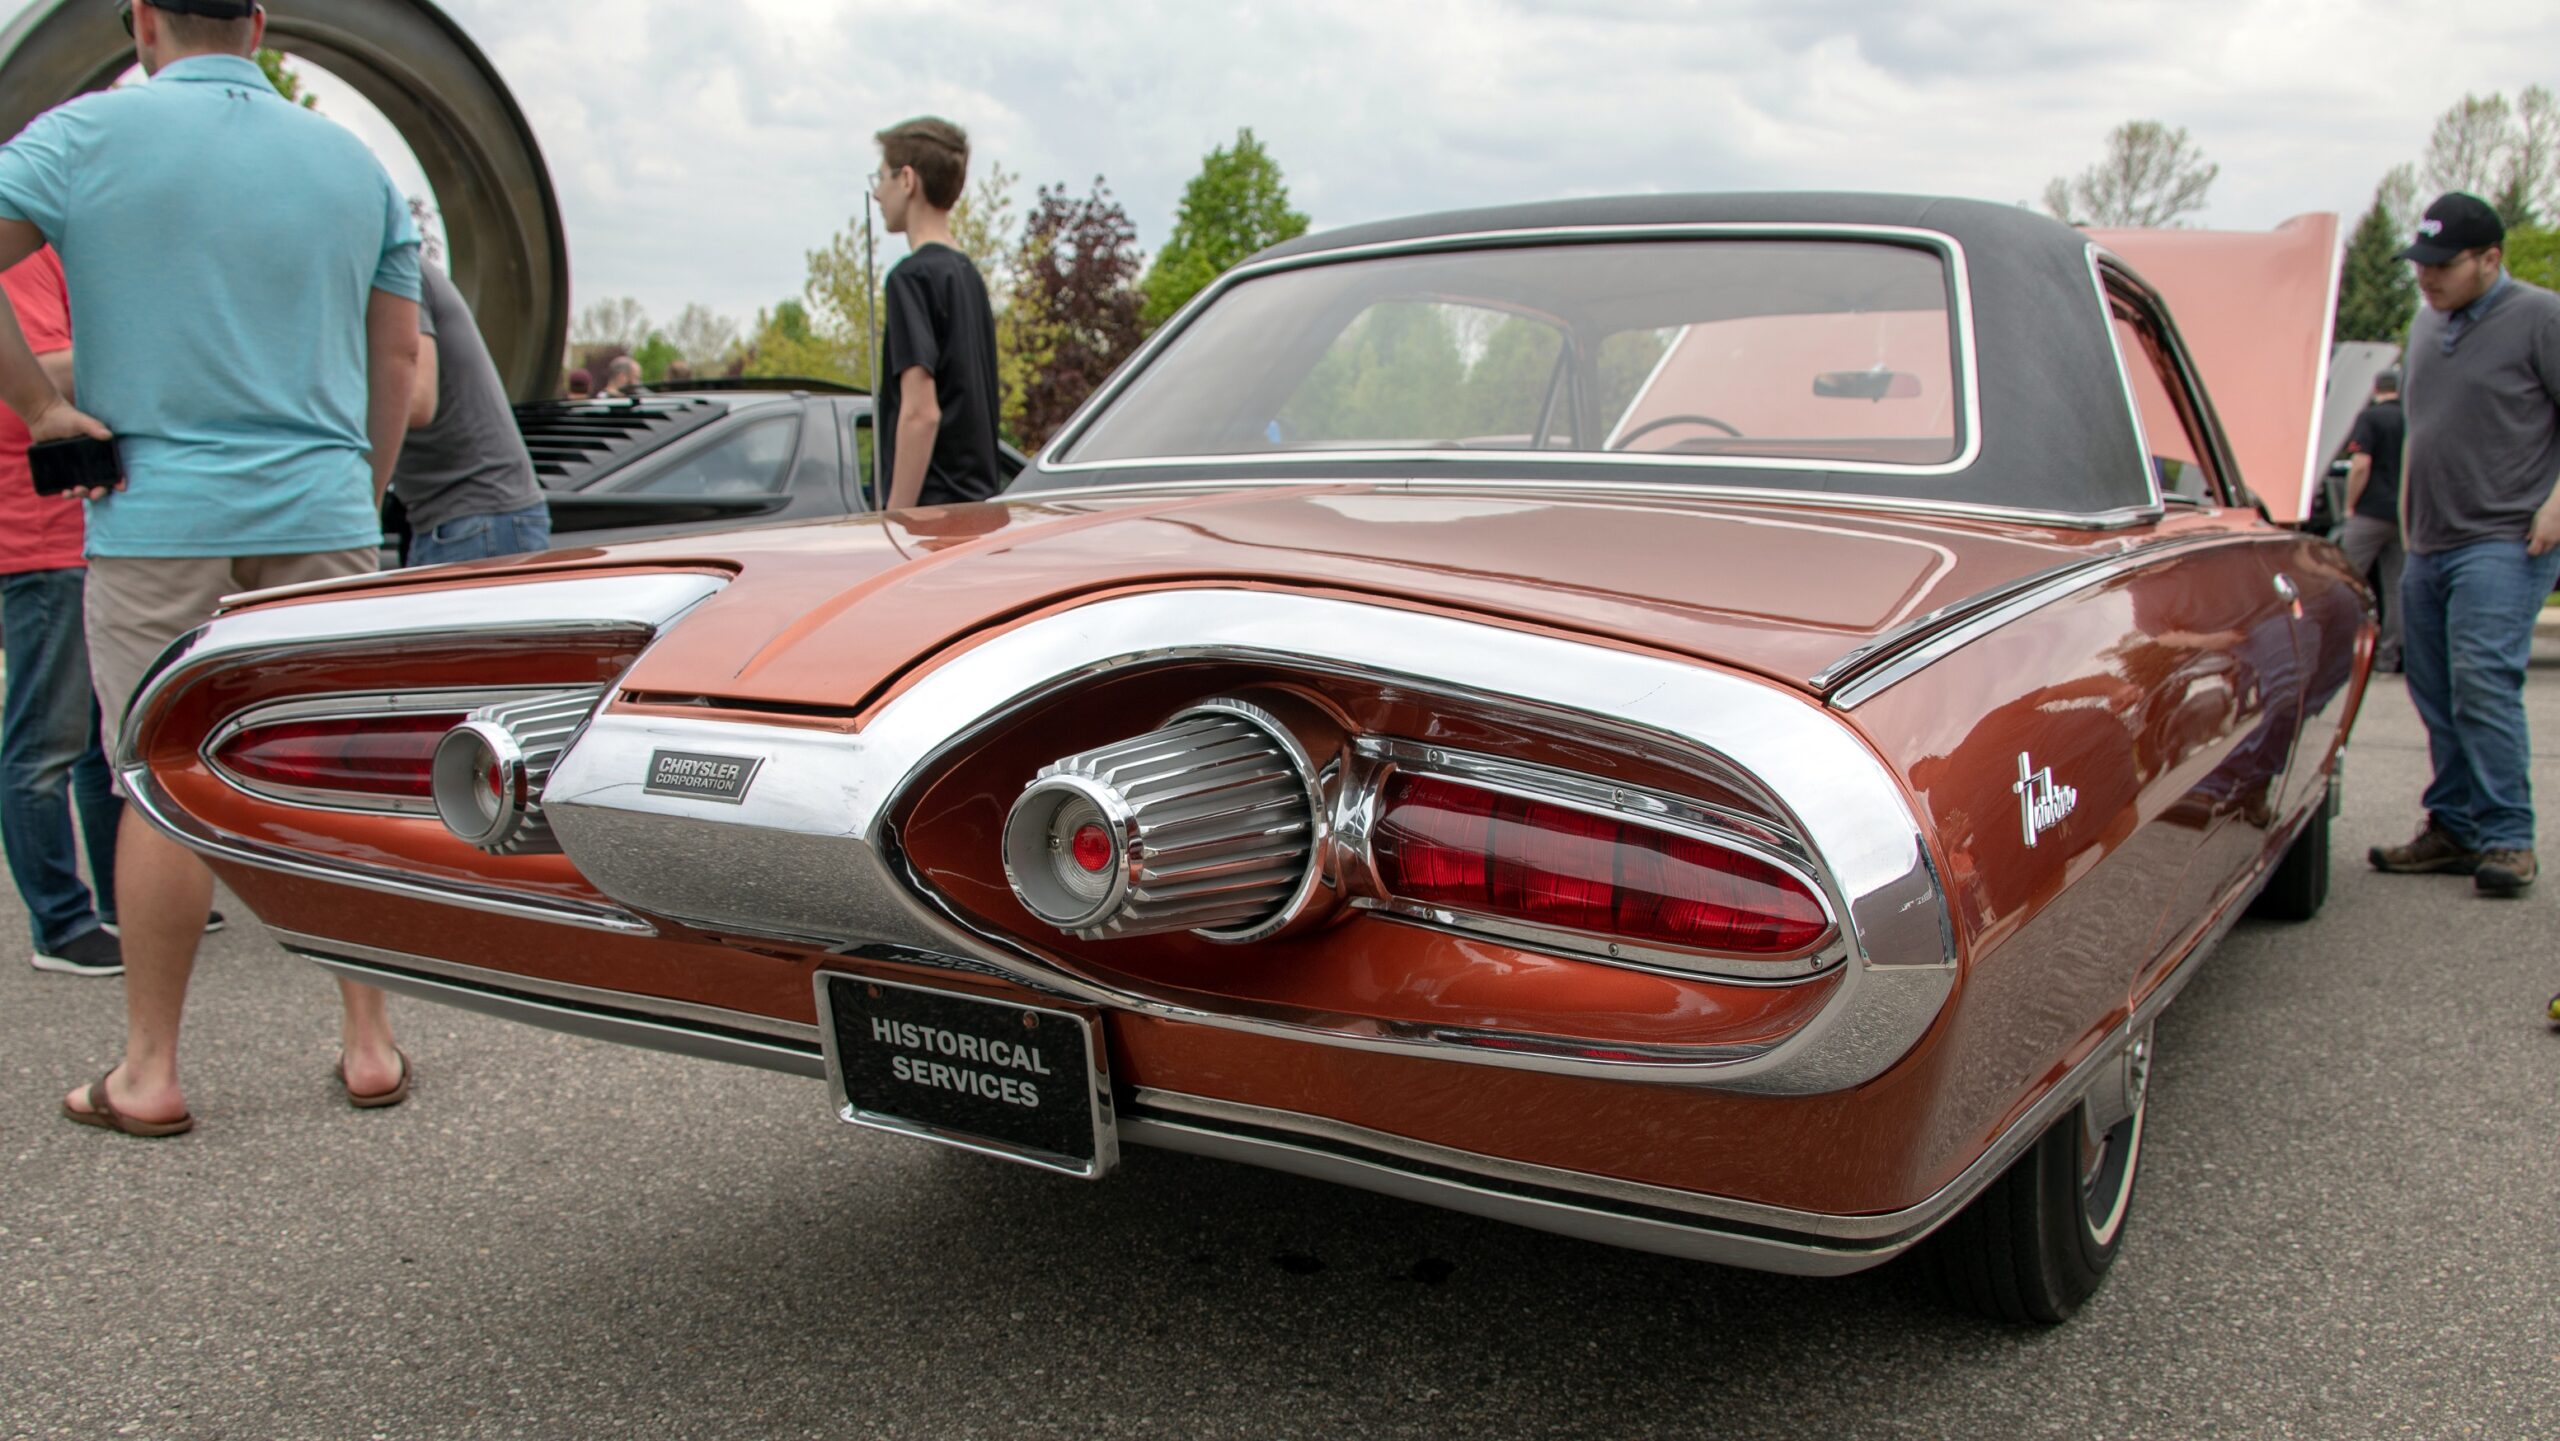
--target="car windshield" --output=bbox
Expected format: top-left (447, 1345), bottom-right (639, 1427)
top-left (1056, 239), bottom-right (1966, 474)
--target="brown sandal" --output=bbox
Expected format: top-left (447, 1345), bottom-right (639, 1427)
top-left (336, 1049), bottom-right (411, 1109)
top-left (61, 1070), bottom-right (195, 1138)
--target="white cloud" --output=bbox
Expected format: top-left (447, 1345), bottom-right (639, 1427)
top-left (266, 0), bottom-right (2560, 335)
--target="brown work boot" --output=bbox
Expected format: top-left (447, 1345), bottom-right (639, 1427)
top-left (2475, 849), bottom-right (2537, 896)
top-left (2368, 820), bottom-right (2482, 874)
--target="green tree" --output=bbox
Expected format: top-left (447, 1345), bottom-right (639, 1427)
top-left (2509, 226), bottom-right (2560, 292)
top-left (256, 48), bottom-right (316, 109)
top-left (632, 331), bottom-right (683, 383)
top-left (2336, 187), bottom-right (2418, 344)
top-left (742, 297), bottom-right (863, 386)
top-left (1140, 129), bottom-right (1309, 327)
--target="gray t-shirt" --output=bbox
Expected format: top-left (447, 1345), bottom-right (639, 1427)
top-left (2402, 275), bottom-right (2560, 555)
top-left (390, 261), bottom-right (540, 532)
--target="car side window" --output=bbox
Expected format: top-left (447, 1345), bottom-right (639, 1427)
top-left (2107, 289), bottom-right (2227, 505)
top-left (612, 413), bottom-right (803, 496)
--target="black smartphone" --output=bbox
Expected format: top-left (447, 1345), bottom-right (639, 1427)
top-left (29, 434), bottom-right (120, 496)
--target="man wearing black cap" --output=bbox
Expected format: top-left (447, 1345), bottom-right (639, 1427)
top-left (2368, 193), bottom-right (2560, 902)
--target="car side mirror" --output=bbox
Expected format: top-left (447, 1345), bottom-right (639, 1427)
top-left (1813, 369), bottom-right (1922, 401)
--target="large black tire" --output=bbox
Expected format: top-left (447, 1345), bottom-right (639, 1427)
top-left (2250, 786), bottom-right (2332, 921)
top-left (0, 0), bottom-right (568, 402)
top-left (1924, 1034), bottom-right (2148, 1325)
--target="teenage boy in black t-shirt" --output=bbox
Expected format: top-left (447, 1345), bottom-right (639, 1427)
top-left (871, 116), bottom-right (1002, 510)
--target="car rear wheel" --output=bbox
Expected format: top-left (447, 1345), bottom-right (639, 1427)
top-left (2249, 779), bottom-right (2333, 921)
top-left (1924, 1024), bottom-right (2150, 1324)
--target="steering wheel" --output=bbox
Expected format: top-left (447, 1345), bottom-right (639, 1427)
top-left (1610, 413), bottom-right (1744, 449)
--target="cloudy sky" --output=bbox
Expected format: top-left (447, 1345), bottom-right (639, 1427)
top-left (285, 0), bottom-right (2560, 339)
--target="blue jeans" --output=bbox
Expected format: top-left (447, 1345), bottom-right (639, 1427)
top-left (406, 500), bottom-right (553, 567)
top-left (0, 567), bottom-right (120, 951)
top-left (2400, 539), bottom-right (2560, 851)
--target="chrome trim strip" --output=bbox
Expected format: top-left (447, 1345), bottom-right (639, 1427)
top-left (1123, 880), bottom-right (2232, 1276)
top-left (285, 940), bottom-right (826, 1079)
top-left (119, 573), bottom-right (725, 936)
top-left (1809, 556), bottom-right (2096, 694)
top-left (116, 571), bottom-right (726, 774)
top-left (1037, 222), bottom-right (1990, 482)
top-left (120, 769), bottom-right (654, 933)
top-left (202, 686), bottom-right (575, 818)
top-left (2088, 244), bottom-right (2171, 518)
top-left (546, 589), bottom-right (1955, 1093)
top-left (1827, 532), bottom-right (2245, 711)
top-left (273, 930), bottom-right (820, 1042)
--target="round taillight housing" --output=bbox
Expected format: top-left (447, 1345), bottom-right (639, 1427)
top-left (431, 720), bottom-right (529, 849)
top-left (1002, 702), bottom-right (1320, 942)
top-left (1370, 772), bottom-right (1832, 960)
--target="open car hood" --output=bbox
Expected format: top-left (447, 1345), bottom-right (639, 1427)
top-left (2089, 214), bottom-right (2341, 523)
top-left (432, 486), bottom-right (2142, 712)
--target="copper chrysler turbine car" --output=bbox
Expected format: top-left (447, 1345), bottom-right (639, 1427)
top-left (119, 195), bottom-right (2368, 1323)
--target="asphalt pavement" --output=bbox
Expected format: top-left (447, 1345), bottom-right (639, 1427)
top-left (3, 657), bottom-right (2556, 1440)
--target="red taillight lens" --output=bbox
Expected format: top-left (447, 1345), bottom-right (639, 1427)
top-left (1371, 773), bottom-right (1830, 956)
top-left (212, 715), bottom-right (461, 800)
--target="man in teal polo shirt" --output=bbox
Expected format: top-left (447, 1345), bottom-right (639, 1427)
top-left (0, 0), bottom-right (422, 1136)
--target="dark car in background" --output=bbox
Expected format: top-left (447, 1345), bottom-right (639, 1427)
top-left (385, 378), bottom-right (1028, 558)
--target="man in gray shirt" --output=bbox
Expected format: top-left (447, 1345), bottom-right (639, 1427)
top-left (2367, 193), bottom-right (2560, 903)
top-left (397, 261), bottom-right (550, 565)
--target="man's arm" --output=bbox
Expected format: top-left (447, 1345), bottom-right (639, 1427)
top-left (0, 216), bottom-right (103, 462)
top-left (2344, 453), bottom-right (2372, 515)
top-left (408, 326), bottom-right (439, 429)
top-left (37, 345), bottom-right (70, 404)
top-left (888, 365), bottom-right (939, 512)
top-left (366, 288), bottom-right (420, 502)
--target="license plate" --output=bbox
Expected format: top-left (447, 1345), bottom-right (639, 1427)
top-left (815, 972), bottom-right (1116, 1178)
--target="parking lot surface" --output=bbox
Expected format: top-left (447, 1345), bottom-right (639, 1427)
top-left (2, 664), bottom-right (2554, 1440)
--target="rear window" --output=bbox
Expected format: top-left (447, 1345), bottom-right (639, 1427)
top-left (1058, 239), bottom-right (1965, 472)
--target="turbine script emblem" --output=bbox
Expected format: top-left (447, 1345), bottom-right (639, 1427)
top-left (2014, 753), bottom-right (2078, 848)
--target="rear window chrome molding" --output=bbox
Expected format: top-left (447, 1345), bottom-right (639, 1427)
top-left (117, 572), bottom-right (726, 937)
top-left (1338, 739), bottom-right (1847, 983)
top-left (1013, 473), bottom-right (2168, 535)
top-left (543, 588), bottom-right (1955, 1094)
top-left (1035, 222), bottom-right (1987, 484)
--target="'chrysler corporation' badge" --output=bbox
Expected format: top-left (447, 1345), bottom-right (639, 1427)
top-left (2014, 753), bottom-right (2078, 848)
top-left (644, 749), bottom-right (763, 804)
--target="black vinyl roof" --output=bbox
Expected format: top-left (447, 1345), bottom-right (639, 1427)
top-left (1021, 193), bottom-right (2159, 520)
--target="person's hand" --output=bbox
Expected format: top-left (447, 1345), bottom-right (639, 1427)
top-left (2531, 498), bottom-right (2560, 557)
top-left (29, 398), bottom-right (121, 499)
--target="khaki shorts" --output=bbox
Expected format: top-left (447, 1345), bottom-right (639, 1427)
top-left (87, 549), bottom-right (378, 767)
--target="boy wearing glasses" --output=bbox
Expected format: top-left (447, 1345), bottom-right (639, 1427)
top-left (870, 117), bottom-right (1002, 510)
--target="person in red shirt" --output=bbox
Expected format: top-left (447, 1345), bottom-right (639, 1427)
top-left (0, 246), bottom-right (123, 976)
